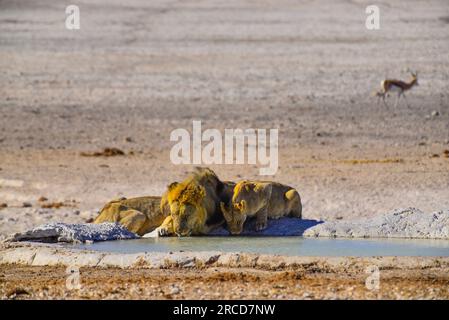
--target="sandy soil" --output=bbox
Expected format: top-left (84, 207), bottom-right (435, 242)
top-left (0, 1), bottom-right (448, 238)
top-left (0, 0), bottom-right (449, 299)
top-left (1, 264), bottom-right (448, 300)
top-left (2, 0), bottom-right (449, 301)
top-left (1, 242), bottom-right (448, 299)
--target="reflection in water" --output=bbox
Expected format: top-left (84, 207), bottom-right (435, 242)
top-left (66, 237), bottom-right (449, 257)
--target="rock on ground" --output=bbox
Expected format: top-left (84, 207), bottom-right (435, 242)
top-left (6, 208), bottom-right (449, 243)
top-left (7, 222), bottom-right (138, 243)
top-left (303, 208), bottom-right (449, 239)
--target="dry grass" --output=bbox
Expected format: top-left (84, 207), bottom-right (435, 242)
top-left (80, 148), bottom-right (125, 157)
top-left (340, 158), bottom-right (404, 165)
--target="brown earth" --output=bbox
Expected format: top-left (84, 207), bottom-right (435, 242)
top-left (0, 0), bottom-right (449, 301)
top-left (1, 264), bottom-right (448, 300)
top-left (1, 1), bottom-right (448, 238)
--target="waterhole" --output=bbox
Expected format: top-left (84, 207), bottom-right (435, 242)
top-left (65, 236), bottom-right (449, 257)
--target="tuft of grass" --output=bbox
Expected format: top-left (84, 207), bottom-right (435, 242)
top-left (80, 147), bottom-right (125, 157)
top-left (40, 201), bottom-right (76, 209)
top-left (341, 158), bottom-right (404, 165)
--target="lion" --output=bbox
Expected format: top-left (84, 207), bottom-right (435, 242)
top-left (220, 181), bottom-right (302, 235)
top-left (93, 195), bottom-right (170, 236)
top-left (154, 167), bottom-right (235, 237)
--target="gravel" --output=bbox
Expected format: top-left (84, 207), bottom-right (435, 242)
top-left (303, 207), bottom-right (449, 239)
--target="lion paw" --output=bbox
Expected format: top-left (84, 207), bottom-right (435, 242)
top-left (256, 220), bottom-right (267, 231)
top-left (156, 226), bottom-right (170, 237)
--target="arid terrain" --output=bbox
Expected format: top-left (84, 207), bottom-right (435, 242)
top-left (1, 0), bottom-right (449, 235)
top-left (1, 243), bottom-right (448, 300)
top-left (1, 264), bottom-right (448, 300)
top-left (0, 0), bottom-right (449, 300)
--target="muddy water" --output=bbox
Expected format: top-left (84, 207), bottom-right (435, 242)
top-left (66, 237), bottom-right (449, 257)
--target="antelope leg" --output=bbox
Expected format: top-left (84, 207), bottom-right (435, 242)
top-left (382, 95), bottom-right (389, 107)
top-left (394, 92), bottom-right (400, 107)
top-left (403, 93), bottom-right (410, 108)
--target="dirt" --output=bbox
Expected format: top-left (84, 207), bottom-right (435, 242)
top-left (1, 1), bottom-right (448, 236)
top-left (0, 0), bottom-right (448, 300)
top-left (1, 264), bottom-right (448, 300)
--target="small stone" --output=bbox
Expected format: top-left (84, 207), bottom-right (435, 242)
top-left (22, 202), bottom-right (32, 208)
top-left (0, 203), bottom-right (7, 209)
top-left (169, 285), bottom-right (181, 295)
top-left (38, 196), bottom-right (48, 202)
top-left (431, 110), bottom-right (440, 117)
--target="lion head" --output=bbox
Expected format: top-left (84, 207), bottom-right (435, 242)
top-left (220, 200), bottom-right (247, 235)
top-left (166, 182), bottom-right (207, 236)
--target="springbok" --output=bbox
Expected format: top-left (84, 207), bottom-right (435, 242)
top-left (375, 71), bottom-right (418, 107)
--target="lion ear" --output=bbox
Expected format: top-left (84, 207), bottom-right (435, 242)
top-left (167, 182), bottom-right (179, 191)
top-left (220, 202), bottom-right (231, 218)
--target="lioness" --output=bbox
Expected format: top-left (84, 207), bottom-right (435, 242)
top-left (155, 167), bottom-right (235, 237)
top-left (93, 196), bottom-right (170, 235)
top-left (220, 181), bottom-right (302, 235)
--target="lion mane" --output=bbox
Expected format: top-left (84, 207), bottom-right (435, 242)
top-left (157, 167), bottom-right (231, 236)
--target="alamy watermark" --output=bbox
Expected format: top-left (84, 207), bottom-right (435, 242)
top-left (66, 265), bottom-right (82, 290)
top-left (365, 265), bottom-right (380, 291)
top-left (65, 5), bottom-right (80, 30)
top-left (365, 5), bottom-right (380, 30)
top-left (170, 121), bottom-right (278, 175)
top-left (64, 5), bottom-right (379, 31)
top-left (64, 5), bottom-right (380, 32)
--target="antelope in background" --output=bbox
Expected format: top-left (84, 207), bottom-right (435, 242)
top-left (374, 71), bottom-right (419, 107)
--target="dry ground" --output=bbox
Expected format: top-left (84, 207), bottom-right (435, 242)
top-left (1, 264), bottom-right (448, 300)
top-left (0, 0), bottom-right (448, 237)
top-left (0, 0), bottom-right (449, 301)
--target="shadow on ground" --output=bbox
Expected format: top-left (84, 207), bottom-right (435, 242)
top-left (209, 218), bottom-right (323, 236)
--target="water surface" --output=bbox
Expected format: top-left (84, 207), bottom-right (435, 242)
top-left (66, 237), bottom-right (449, 257)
